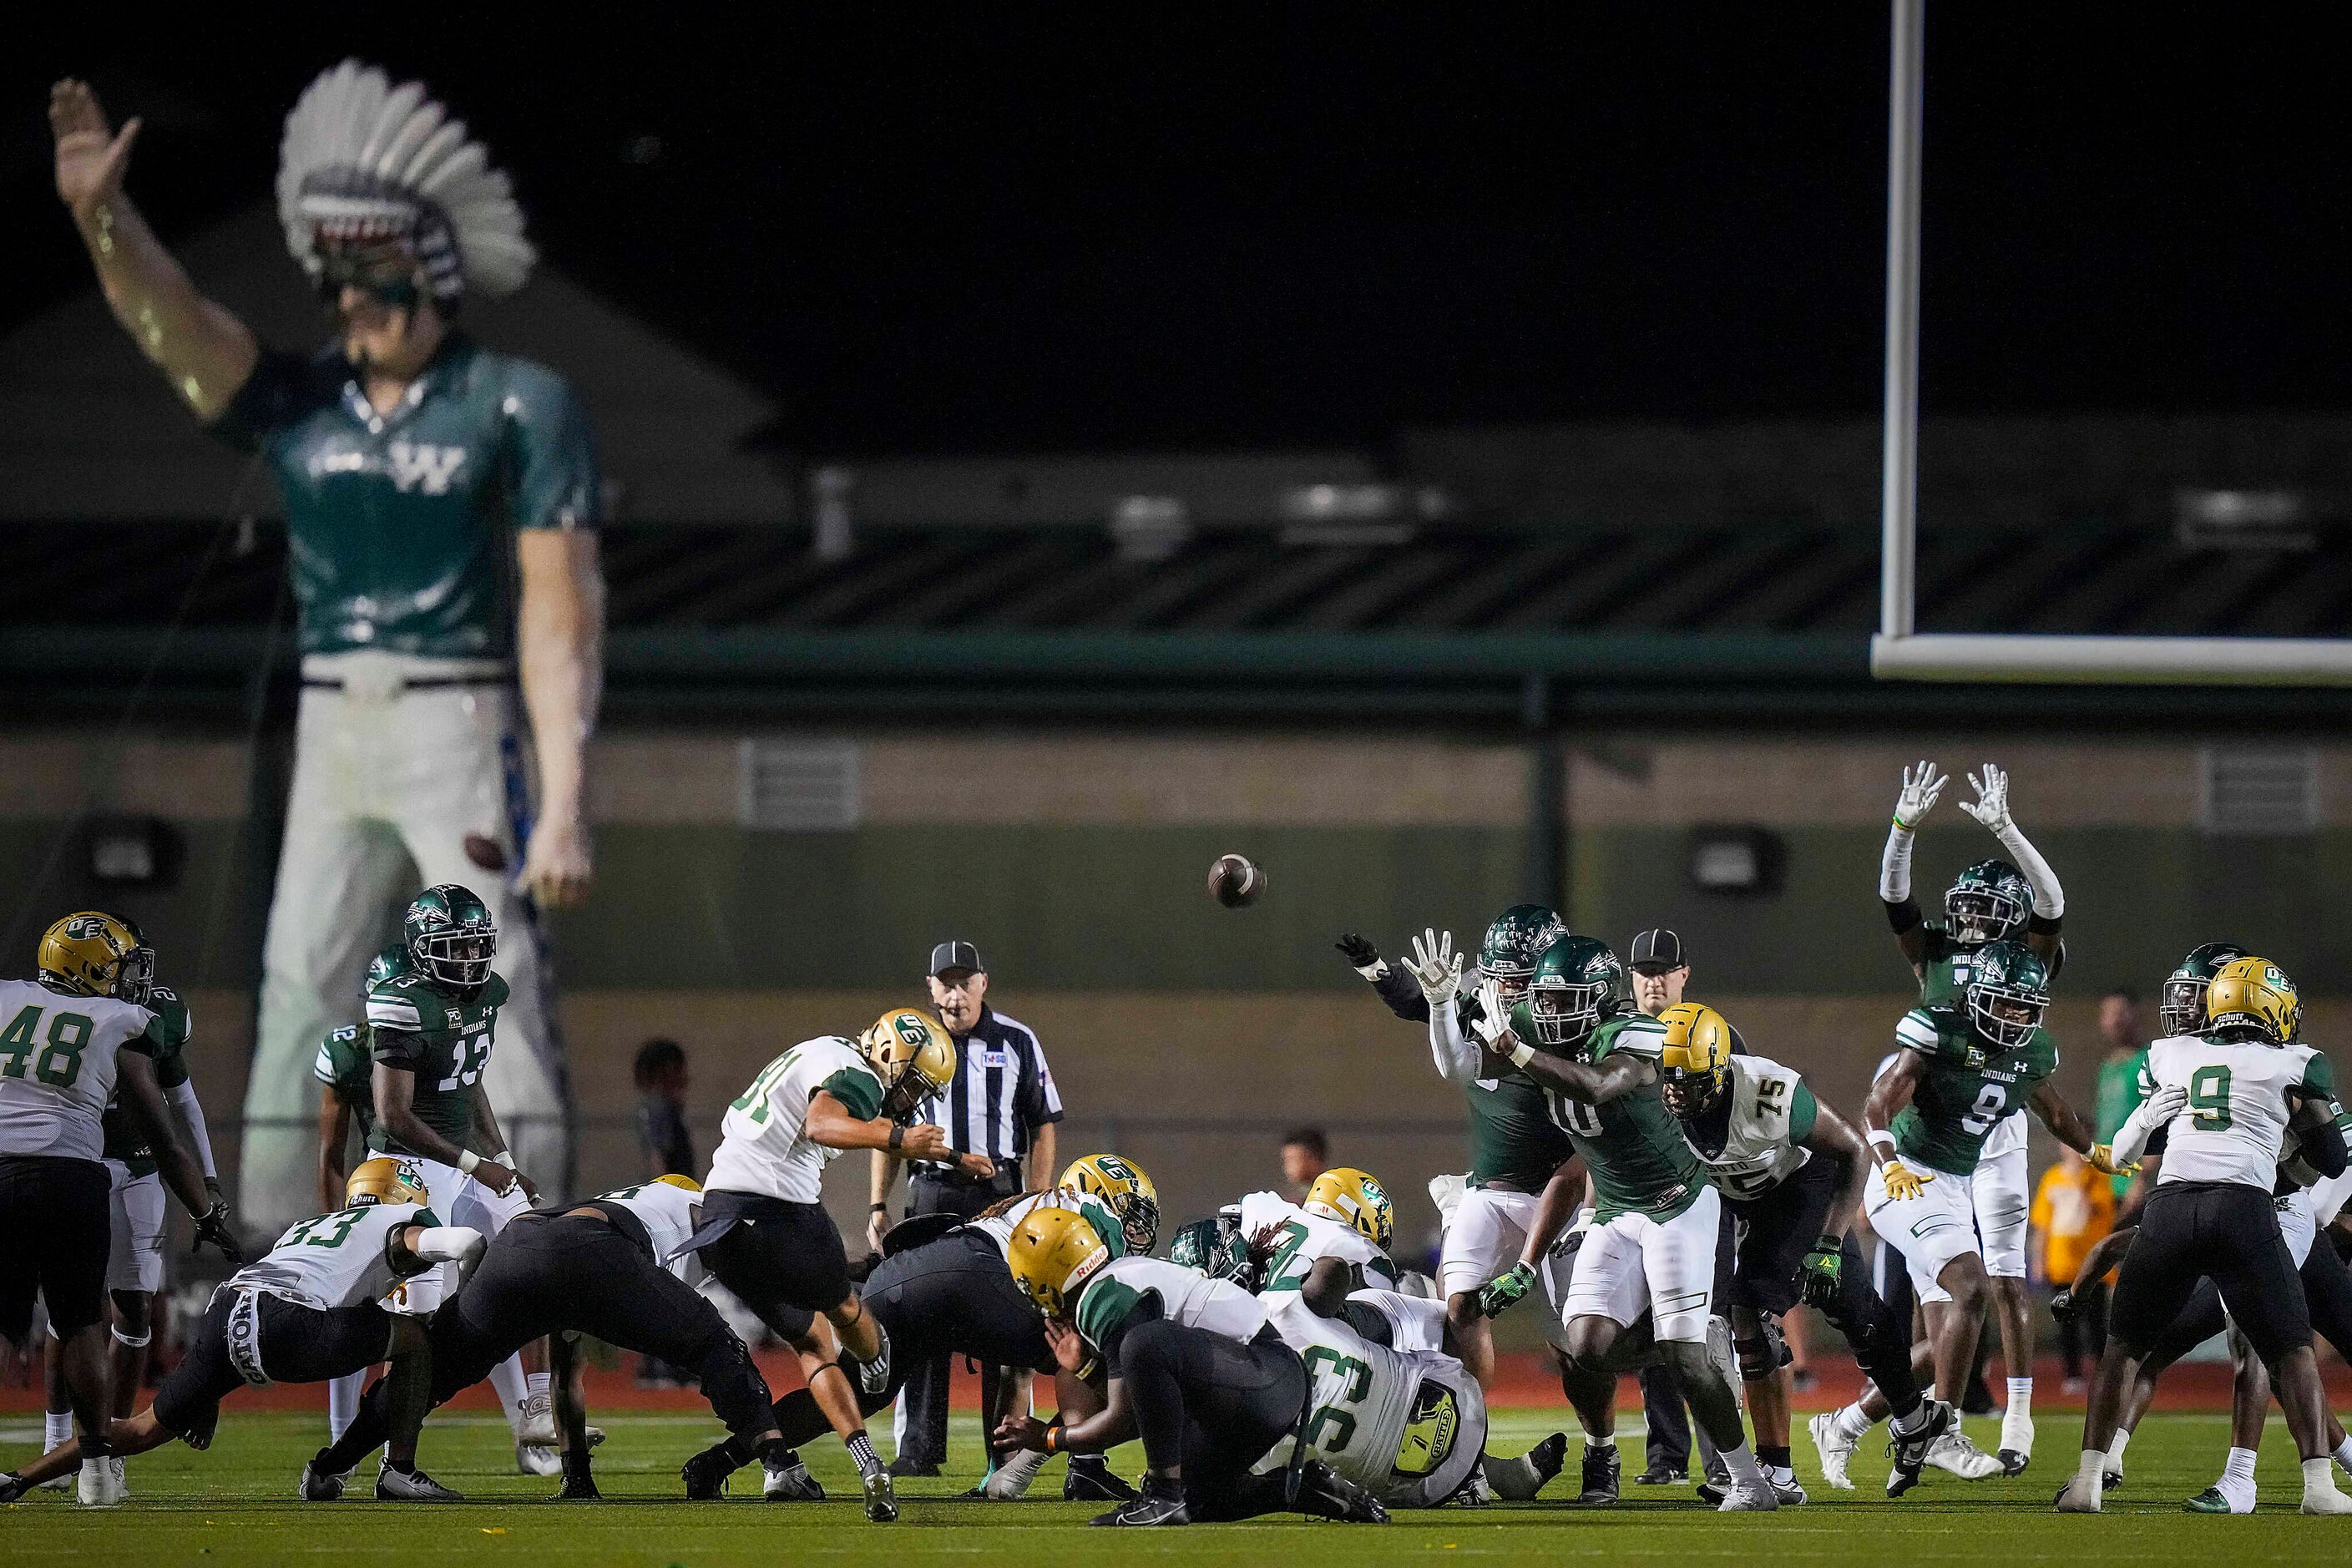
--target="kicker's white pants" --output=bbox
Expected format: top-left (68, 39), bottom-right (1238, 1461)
top-left (239, 667), bottom-right (570, 1235)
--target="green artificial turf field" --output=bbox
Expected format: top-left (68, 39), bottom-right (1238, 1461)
top-left (2, 1409), bottom-right (2343, 1566)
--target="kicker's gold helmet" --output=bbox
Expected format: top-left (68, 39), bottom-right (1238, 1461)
top-left (2204, 956), bottom-right (2300, 1045)
top-left (1305, 1166), bottom-right (1394, 1251)
top-left (346, 1156), bottom-right (430, 1207)
top-left (1657, 1002), bottom-right (1736, 1118)
top-left (1059, 1153), bottom-right (1161, 1252)
top-left (857, 1008), bottom-right (957, 1119)
top-left (37, 911), bottom-right (140, 999)
top-left (1007, 1205), bottom-right (1112, 1317)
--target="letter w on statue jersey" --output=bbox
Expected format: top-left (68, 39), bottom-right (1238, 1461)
top-left (387, 441), bottom-right (467, 494)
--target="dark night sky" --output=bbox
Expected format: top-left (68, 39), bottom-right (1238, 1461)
top-left (8, 6), bottom-right (2350, 454)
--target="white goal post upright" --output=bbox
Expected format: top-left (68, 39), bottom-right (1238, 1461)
top-left (1866, 0), bottom-right (2352, 686)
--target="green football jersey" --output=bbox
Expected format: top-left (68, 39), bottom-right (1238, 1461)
top-left (362, 969), bottom-right (508, 1158)
top-left (100, 986), bottom-right (192, 1178)
top-left (215, 335), bottom-right (600, 659)
top-left (1515, 1007), bottom-right (1707, 1222)
top-left (1889, 1006), bottom-right (2058, 1176)
top-left (312, 1024), bottom-right (377, 1145)
top-left (1464, 1069), bottom-right (1580, 1191)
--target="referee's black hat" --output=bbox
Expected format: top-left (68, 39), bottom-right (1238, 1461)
top-left (928, 939), bottom-right (984, 979)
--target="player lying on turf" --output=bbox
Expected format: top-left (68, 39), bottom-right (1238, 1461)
top-left (1880, 761), bottom-right (2069, 1471)
top-left (1181, 1165), bottom-right (1567, 1505)
top-left (993, 1205), bottom-right (1388, 1526)
top-left (306, 1173), bottom-right (795, 1503)
top-left (1649, 1003), bottom-right (1952, 1500)
top-left (2058, 957), bottom-right (2352, 1515)
top-left (0, 1157), bottom-right (477, 1505)
top-left (1339, 905), bottom-right (1581, 1391)
top-left (698, 1158), bottom-right (1154, 1503)
top-left (1842, 938), bottom-right (2122, 1481)
top-left (675, 1009), bottom-right (974, 1521)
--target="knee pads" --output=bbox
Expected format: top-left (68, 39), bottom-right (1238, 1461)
top-left (1735, 1317), bottom-right (1789, 1380)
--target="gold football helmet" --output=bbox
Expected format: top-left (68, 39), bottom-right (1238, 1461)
top-left (1007, 1204), bottom-right (1111, 1317)
top-left (857, 1007), bottom-right (957, 1119)
top-left (1305, 1166), bottom-right (1394, 1250)
top-left (2205, 956), bottom-right (2299, 1045)
top-left (1059, 1153), bottom-right (1161, 1252)
top-left (652, 1172), bottom-right (703, 1194)
top-left (1657, 1002), bottom-right (1736, 1118)
top-left (346, 1156), bottom-right (430, 1207)
top-left (36, 911), bottom-right (140, 999)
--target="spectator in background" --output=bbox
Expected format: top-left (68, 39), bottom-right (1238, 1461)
top-left (1281, 1127), bottom-right (1329, 1200)
top-left (2091, 991), bottom-right (2146, 1206)
top-left (633, 1039), bottom-right (694, 1179)
top-left (2031, 1145), bottom-right (2116, 1393)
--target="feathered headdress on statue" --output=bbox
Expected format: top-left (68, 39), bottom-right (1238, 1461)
top-left (276, 59), bottom-right (534, 304)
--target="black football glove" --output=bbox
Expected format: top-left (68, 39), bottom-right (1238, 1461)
top-left (1335, 933), bottom-right (1381, 970)
top-left (1797, 1234), bottom-right (1843, 1311)
top-left (2047, 1285), bottom-right (2079, 1325)
top-left (193, 1197), bottom-right (244, 1265)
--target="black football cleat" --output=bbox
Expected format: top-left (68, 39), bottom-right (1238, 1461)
top-left (1065, 1456), bottom-right (1140, 1501)
top-left (375, 1464), bottom-right (463, 1502)
top-left (1886, 1399), bottom-right (1955, 1498)
top-left (1292, 1459), bottom-right (1390, 1523)
top-left (1634, 1462), bottom-right (1687, 1485)
top-left (556, 1471), bottom-right (600, 1501)
top-left (1091, 1478), bottom-right (1190, 1526)
top-left (681, 1439), bottom-right (741, 1500)
top-left (297, 1457), bottom-right (349, 1501)
top-left (1578, 1441), bottom-right (1623, 1505)
top-left (884, 1455), bottom-right (939, 1479)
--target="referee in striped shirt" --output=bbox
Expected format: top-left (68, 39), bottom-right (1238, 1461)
top-left (868, 939), bottom-right (1063, 1477)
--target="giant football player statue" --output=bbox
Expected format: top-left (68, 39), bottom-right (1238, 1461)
top-left (50, 64), bottom-right (604, 1232)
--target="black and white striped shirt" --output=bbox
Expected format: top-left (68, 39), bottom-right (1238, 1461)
top-left (914, 1007), bottom-right (1065, 1166)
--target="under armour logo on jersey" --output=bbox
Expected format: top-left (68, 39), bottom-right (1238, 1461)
top-left (387, 441), bottom-right (468, 494)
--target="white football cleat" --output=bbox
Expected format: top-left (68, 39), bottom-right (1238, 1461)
top-left (1925, 1431), bottom-right (2005, 1480)
top-left (2054, 1473), bottom-right (2101, 1513)
top-left (974, 1449), bottom-right (1044, 1501)
top-left (1808, 1412), bottom-right (1857, 1490)
top-left (1717, 1478), bottom-right (1781, 1511)
top-left (77, 1457), bottom-right (126, 1507)
top-left (515, 1442), bottom-right (563, 1476)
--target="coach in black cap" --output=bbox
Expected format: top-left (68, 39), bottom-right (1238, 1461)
top-left (867, 939), bottom-right (1064, 1478)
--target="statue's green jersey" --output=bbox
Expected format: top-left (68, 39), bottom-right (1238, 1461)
top-left (362, 969), bottom-right (508, 1157)
top-left (1515, 1007), bottom-right (1707, 1222)
top-left (100, 984), bottom-right (192, 1178)
top-left (1889, 1005), bottom-right (2058, 1176)
top-left (215, 335), bottom-right (600, 659)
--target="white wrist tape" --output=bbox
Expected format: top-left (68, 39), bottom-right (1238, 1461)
top-left (413, 1226), bottom-right (488, 1265)
top-left (457, 1150), bottom-right (481, 1175)
top-left (1509, 1040), bottom-right (1535, 1068)
top-left (1866, 1128), bottom-right (1897, 1152)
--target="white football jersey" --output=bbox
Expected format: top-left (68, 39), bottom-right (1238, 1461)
top-left (591, 1181), bottom-right (706, 1287)
top-left (1072, 1255), bottom-right (1268, 1353)
top-left (969, 1186), bottom-right (1125, 1264)
top-left (1690, 1054), bottom-right (1815, 1200)
top-left (1238, 1190), bottom-right (1397, 1292)
top-left (0, 979), bottom-right (156, 1161)
top-left (231, 1201), bottom-right (437, 1311)
top-left (2142, 1034), bottom-right (2341, 1190)
top-left (1265, 1292), bottom-right (1487, 1507)
top-left (706, 1036), bottom-right (887, 1204)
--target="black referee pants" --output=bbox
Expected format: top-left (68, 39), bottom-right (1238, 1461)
top-left (898, 1173), bottom-right (1016, 1466)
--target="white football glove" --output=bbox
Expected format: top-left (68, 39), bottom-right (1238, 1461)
top-left (1470, 978), bottom-right (1515, 1053)
top-left (1892, 759), bottom-right (1946, 831)
top-left (1959, 761), bottom-right (2011, 833)
top-left (2142, 1082), bottom-right (2189, 1124)
top-left (1404, 928), bottom-right (1464, 1008)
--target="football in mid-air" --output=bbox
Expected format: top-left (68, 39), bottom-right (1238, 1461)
top-left (1206, 853), bottom-right (1266, 908)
